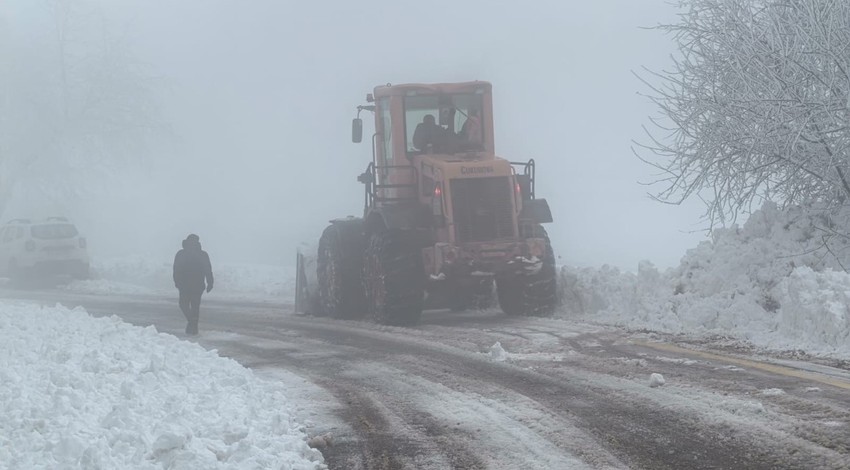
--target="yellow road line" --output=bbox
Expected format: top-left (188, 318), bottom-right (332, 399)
top-left (634, 340), bottom-right (850, 391)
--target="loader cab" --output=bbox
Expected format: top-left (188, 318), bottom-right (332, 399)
top-left (370, 82), bottom-right (495, 168)
top-left (354, 82), bottom-right (503, 218)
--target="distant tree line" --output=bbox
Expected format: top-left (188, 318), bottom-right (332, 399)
top-left (0, 0), bottom-right (164, 218)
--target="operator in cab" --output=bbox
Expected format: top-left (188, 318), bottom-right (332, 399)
top-left (412, 114), bottom-right (446, 153)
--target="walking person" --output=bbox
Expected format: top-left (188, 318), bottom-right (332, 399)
top-left (172, 234), bottom-right (213, 335)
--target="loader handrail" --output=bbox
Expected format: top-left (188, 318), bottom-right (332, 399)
top-left (510, 159), bottom-right (536, 200)
top-left (358, 162), bottom-right (419, 211)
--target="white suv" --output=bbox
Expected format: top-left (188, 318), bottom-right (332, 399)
top-left (0, 217), bottom-right (90, 280)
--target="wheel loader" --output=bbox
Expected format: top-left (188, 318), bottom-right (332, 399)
top-left (295, 81), bottom-right (557, 325)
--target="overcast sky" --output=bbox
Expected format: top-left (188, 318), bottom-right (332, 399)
top-left (4, 0), bottom-right (709, 270)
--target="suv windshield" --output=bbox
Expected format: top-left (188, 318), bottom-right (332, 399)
top-left (31, 224), bottom-right (79, 240)
top-left (405, 93), bottom-right (484, 155)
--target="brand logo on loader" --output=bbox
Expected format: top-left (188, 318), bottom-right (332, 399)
top-left (460, 166), bottom-right (494, 175)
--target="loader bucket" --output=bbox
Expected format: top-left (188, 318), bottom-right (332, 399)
top-left (294, 249), bottom-right (318, 314)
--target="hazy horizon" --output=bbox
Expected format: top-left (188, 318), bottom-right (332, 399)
top-left (2, 0), bottom-right (709, 270)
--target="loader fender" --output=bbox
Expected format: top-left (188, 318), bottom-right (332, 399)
top-left (519, 198), bottom-right (553, 224)
top-left (328, 216), bottom-right (366, 233)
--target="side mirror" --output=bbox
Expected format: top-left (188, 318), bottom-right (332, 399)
top-left (352, 118), bottom-right (363, 143)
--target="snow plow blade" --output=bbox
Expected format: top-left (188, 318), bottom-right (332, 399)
top-left (294, 249), bottom-right (318, 314)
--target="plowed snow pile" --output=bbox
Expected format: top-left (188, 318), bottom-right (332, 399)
top-left (0, 301), bottom-right (324, 469)
top-left (559, 203), bottom-right (850, 359)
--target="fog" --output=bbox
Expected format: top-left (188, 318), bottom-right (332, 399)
top-left (2, 0), bottom-right (707, 270)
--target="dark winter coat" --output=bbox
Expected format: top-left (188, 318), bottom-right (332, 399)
top-left (412, 121), bottom-right (446, 151)
top-left (173, 239), bottom-right (214, 293)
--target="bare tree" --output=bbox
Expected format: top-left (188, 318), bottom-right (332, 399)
top-left (0, 0), bottom-right (164, 217)
top-left (636, 0), bottom-right (850, 227)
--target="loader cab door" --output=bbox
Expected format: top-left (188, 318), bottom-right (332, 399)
top-left (376, 97), bottom-right (393, 170)
top-left (373, 96), bottom-right (418, 200)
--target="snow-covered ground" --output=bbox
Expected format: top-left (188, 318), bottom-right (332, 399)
top-left (4, 203), bottom-right (850, 467)
top-left (560, 202), bottom-right (850, 360)
top-left (0, 300), bottom-right (324, 469)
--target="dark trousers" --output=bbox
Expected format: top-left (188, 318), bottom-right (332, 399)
top-left (179, 289), bottom-right (203, 334)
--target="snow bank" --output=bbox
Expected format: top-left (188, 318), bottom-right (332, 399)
top-left (559, 202), bottom-right (850, 359)
top-left (64, 256), bottom-right (296, 301)
top-left (0, 300), bottom-right (324, 469)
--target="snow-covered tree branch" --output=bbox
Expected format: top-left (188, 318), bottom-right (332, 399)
top-left (636, 0), bottom-right (850, 227)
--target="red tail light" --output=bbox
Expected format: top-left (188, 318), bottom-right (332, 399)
top-left (515, 182), bottom-right (521, 194)
top-left (25, 240), bottom-right (35, 251)
top-left (432, 184), bottom-right (443, 216)
top-left (79, 237), bottom-right (87, 249)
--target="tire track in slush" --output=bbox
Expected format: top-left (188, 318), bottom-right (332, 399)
top-left (317, 386), bottom-right (489, 470)
top-left (210, 317), bottom-right (824, 470)
top-left (215, 335), bottom-right (488, 470)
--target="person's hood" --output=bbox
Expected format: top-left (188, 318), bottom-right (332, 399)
top-left (183, 238), bottom-right (202, 250)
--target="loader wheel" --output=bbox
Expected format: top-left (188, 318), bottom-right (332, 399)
top-left (317, 221), bottom-right (367, 319)
top-left (496, 226), bottom-right (557, 317)
top-left (364, 230), bottom-right (424, 325)
top-left (473, 279), bottom-right (496, 310)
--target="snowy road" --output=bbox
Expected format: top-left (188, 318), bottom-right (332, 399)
top-left (5, 288), bottom-right (850, 469)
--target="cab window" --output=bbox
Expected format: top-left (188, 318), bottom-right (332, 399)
top-left (404, 93), bottom-right (484, 155)
top-left (379, 97), bottom-right (391, 168)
